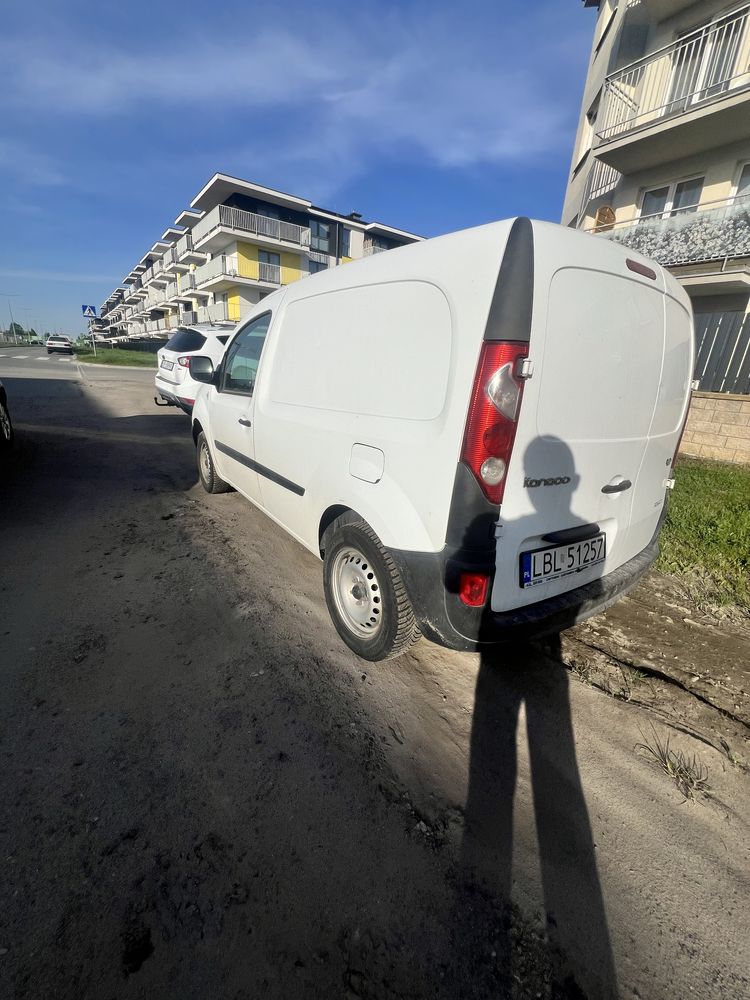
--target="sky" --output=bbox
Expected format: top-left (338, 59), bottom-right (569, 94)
top-left (0, 0), bottom-right (596, 335)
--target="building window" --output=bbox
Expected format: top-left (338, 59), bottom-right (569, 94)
top-left (310, 220), bottom-right (330, 252)
top-left (340, 227), bottom-right (351, 257)
top-left (257, 204), bottom-right (279, 220)
top-left (639, 177), bottom-right (704, 221)
top-left (258, 251), bottom-right (280, 267)
top-left (735, 163), bottom-right (750, 201)
top-left (309, 259), bottom-right (328, 274)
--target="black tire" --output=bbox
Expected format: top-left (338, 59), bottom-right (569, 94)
top-left (322, 517), bottom-right (421, 661)
top-left (197, 431), bottom-right (230, 494)
top-left (0, 398), bottom-right (13, 451)
top-left (47, 350), bottom-right (52, 355)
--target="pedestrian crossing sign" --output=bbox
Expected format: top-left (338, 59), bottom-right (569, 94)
top-left (82, 305), bottom-right (97, 318)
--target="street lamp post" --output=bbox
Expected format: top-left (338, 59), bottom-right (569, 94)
top-left (0, 293), bottom-right (22, 344)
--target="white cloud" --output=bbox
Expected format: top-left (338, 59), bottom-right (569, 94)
top-left (0, 268), bottom-right (118, 283)
top-left (0, 139), bottom-right (65, 186)
top-left (0, 4), bottom-right (588, 181)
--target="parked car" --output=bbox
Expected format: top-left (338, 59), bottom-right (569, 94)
top-left (0, 380), bottom-right (13, 454)
top-left (188, 218), bottom-right (694, 661)
top-left (46, 335), bottom-right (74, 355)
top-left (154, 325), bottom-right (233, 414)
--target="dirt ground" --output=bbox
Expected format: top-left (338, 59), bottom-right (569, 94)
top-left (1, 357), bottom-right (748, 1000)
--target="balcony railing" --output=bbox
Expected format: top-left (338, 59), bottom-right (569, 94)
top-left (191, 204), bottom-right (311, 248)
top-left (588, 194), bottom-right (750, 266)
top-left (175, 233), bottom-right (197, 259)
top-left (363, 243), bottom-right (389, 256)
top-left (597, 4), bottom-right (750, 143)
top-left (178, 302), bottom-right (239, 326)
top-left (193, 254), bottom-right (281, 287)
top-left (162, 247), bottom-right (177, 269)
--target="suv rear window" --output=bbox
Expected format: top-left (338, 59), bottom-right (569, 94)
top-left (165, 329), bottom-right (207, 352)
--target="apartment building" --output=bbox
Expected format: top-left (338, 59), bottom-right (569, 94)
top-left (99, 174), bottom-right (421, 339)
top-left (563, 0), bottom-right (750, 461)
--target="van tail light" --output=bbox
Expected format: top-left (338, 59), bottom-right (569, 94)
top-left (459, 572), bottom-right (490, 607)
top-left (461, 341), bottom-right (528, 504)
top-left (177, 356), bottom-right (191, 368)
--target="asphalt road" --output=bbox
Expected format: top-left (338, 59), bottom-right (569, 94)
top-left (1, 350), bottom-right (748, 1000)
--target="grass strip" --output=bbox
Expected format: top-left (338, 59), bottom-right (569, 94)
top-left (658, 457), bottom-right (750, 612)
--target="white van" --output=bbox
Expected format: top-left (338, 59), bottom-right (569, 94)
top-left (189, 219), bottom-right (694, 661)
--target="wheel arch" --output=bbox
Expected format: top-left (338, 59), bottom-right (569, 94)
top-left (318, 505), bottom-right (356, 557)
top-left (191, 418), bottom-right (203, 444)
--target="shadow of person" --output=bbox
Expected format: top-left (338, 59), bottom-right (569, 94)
top-left (457, 437), bottom-right (617, 998)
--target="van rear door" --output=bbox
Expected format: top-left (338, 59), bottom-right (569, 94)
top-left (490, 225), bottom-right (693, 613)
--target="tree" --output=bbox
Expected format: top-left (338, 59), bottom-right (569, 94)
top-left (9, 322), bottom-right (24, 339)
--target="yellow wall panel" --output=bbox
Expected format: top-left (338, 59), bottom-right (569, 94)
top-left (227, 288), bottom-right (241, 322)
top-left (237, 242), bottom-right (260, 281)
top-left (281, 251), bottom-right (302, 285)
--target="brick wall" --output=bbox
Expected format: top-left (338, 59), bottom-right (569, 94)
top-left (679, 392), bottom-right (750, 465)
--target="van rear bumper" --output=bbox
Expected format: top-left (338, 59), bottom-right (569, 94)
top-left (391, 527), bottom-right (661, 653)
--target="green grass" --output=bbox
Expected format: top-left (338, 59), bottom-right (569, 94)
top-left (657, 457), bottom-right (750, 612)
top-left (74, 347), bottom-right (157, 367)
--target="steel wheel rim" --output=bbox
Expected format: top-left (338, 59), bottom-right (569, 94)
top-left (330, 546), bottom-right (383, 639)
top-left (200, 441), bottom-right (211, 481)
top-left (0, 404), bottom-right (10, 442)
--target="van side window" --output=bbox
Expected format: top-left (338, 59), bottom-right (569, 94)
top-left (221, 313), bottom-right (272, 396)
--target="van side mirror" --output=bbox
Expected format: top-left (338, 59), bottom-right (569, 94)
top-left (189, 356), bottom-right (215, 384)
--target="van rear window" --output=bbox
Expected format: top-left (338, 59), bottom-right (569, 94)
top-left (165, 329), bottom-right (206, 352)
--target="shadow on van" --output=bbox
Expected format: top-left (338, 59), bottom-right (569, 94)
top-left (455, 438), bottom-right (617, 998)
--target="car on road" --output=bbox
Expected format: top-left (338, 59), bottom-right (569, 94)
top-left (46, 335), bottom-right (74, 355)
top-left (188, 218), bottom-right (694, 661)
top-left (154, 325), bottom-right (233, 415)
top-left (0, 379), bottom-right (13, 454)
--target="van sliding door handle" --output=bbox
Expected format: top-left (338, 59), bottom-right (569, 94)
top-left (601, 479), bottom-right (632, 494)
top-left (238, 417), bottom-right (252, 427)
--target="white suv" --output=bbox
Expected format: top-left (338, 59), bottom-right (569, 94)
top-left (154, 325), bottom-right (233, 414)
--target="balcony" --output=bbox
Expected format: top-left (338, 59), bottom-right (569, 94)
top-left (175, 233), bottom-right (206, 266)
top-left (191, 204), bottom-right (311, 254)
top-left (589, 194), bottom-right (750, 267)
top-left (595, 4), bottom-right (750, 171)
top-left (179, 302), bottom-right (241, 326)
top-left (162, 246), bottom-right (180, 273)
top-left (192, 254), bottom-right (281, 292)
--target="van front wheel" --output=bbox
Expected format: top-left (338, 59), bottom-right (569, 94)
top-left (323, 518), bottom-right (421, 661)
top-left (197, 431), bottom-right (230, 494)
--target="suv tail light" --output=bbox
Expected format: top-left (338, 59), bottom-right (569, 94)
top-left (177, 356), bottom-right (191, 368)
top-left (461, 341), bottom-right (528, 504)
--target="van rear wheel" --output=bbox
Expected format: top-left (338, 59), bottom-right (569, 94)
top-left (197, 431), bottom-right (230, 494)
top-left (323, 518), bottom-right (421, 661)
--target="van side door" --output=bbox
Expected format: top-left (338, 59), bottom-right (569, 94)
top-left (208, 312), bottom-right (271, 504)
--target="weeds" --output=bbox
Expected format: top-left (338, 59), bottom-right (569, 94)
top-left (657, 458), bottom-right (750, 613)
top-left (635, 726), bottom-right (710, 800)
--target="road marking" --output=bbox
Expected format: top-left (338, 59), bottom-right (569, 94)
top-left (12, 355), bottom-right (29, 359)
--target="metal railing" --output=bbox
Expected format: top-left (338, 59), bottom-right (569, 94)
top-left (192, 254), bottom-right (282, 287)
top-left (162, 247), bottom-right (177, 269)
top-left (178, 303), bottom-right (239, 326)
top-left (178, 272), bottom-right (196, 294)
top-left (363, 242), bottom-right (388, 256)
top-left (191, 204), bottom-right (311, 248)
top-left (597, 4), bottom-right (750, 143)
top-left (588, 193), bottom-right (750, 266)
top-left (175, 233), bottom-right (197, 259)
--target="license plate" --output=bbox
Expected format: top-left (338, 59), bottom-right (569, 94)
top-left (520, 533), bottom-right (606, 588)
top-left (160, 359), bottom-right (174, 370)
